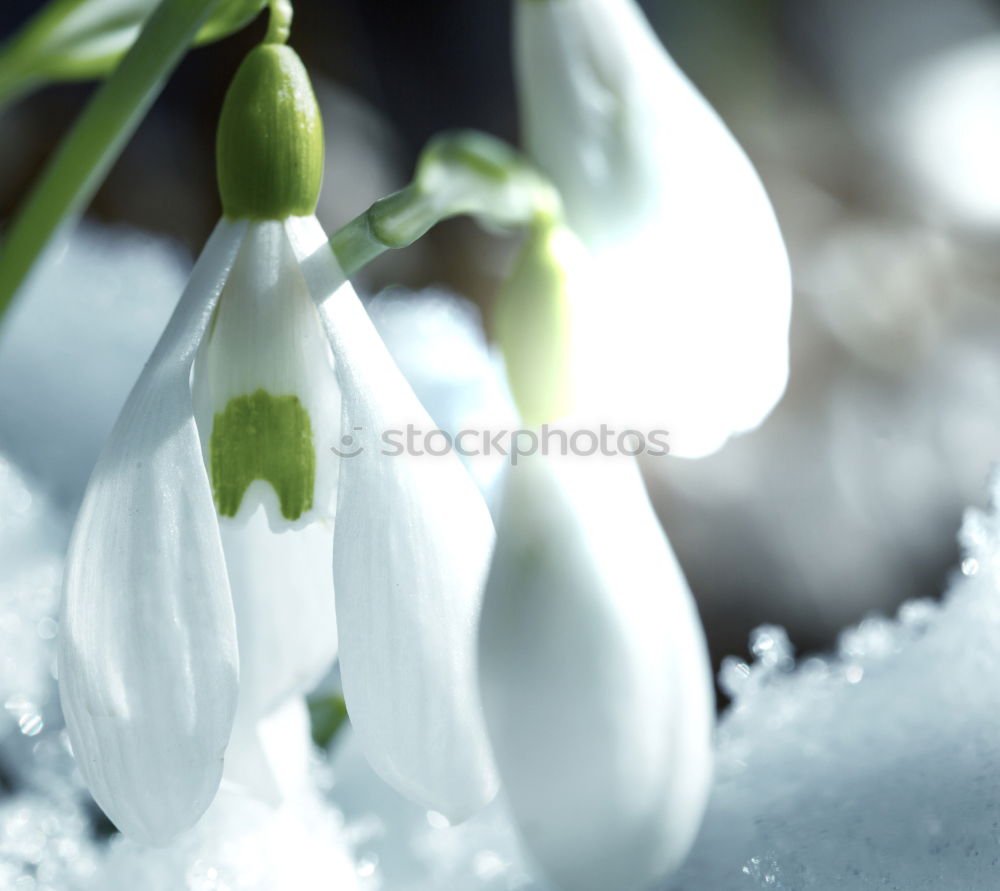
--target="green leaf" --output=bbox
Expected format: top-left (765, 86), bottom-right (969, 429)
top-left (196, 0), bottom-right (266, 43)
top-left (0, 0), bottom-right (265, 106)
top-left (0, 0), bottom-right (224, 321)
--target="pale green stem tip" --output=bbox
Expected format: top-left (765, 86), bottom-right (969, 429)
top-left (495, 219), bottom-right (577, 425)
top-left (265, 0), bottom-right (294, 44)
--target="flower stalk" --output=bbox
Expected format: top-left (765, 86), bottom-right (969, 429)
top-left (264, 0), bottom-right (294, 44)
top-left (329, 130), bottom-right (561, 278)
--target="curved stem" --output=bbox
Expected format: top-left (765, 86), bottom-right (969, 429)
top-left (265, 0), bottom-right (293, 44)
top-left (330, 130), bottom-right (561, 278)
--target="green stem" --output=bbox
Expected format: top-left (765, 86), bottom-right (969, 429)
top-left (330, 130), bottom-right (561, 278)
top-left (0, 0), bottom-right (222, 322)
top-left (265, 0), bottom-right (293, 44)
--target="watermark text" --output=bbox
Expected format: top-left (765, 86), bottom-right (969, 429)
top-left (331, 424), bottom-right (670, 465)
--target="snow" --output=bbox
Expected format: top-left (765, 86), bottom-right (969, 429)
top-left (330, 730), bottom-right (545, 890)
top-left (327, 476), bottom-right (1000, 891)
top-left (0, 455), bottom-right (65, 748)
top-left (671, 492), bottom-right (1000, 890)
top-left (92, 782), bottom-right (360, 891)
top-left (0, 456), bottom-right (99, 890)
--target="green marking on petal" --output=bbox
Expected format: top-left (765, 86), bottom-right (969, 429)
top-left (210, 388), bottom-right (315, 521)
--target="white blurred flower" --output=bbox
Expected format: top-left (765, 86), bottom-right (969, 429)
top-left (367, 288), bottom-right (519, 512)
top-left (0, 224), bottom-right (185, 505)
top-left (59, 45), bottom-right (496, 846)
top-left (882, 34), bottom-right (1000, 228)
top-left (478, 452), bottom-right (715, 890)
top-left (515, 0), bottom-right (792, 456)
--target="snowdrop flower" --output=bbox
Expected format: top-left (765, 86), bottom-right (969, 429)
top-left (515, 0), bottom-right (792, 456)
top-left (881, 35), bottom-right (1000, 228)
top-left (59, 41), bottom-right (496, 845)
top-left (478, 221), bottom-right (715, 889)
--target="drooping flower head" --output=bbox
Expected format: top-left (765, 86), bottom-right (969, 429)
top-left (515, 0), bottom-right (792, 456)
top-left (59, 36), bottom-right (496, 845)
top-left (478, 212), bottom-right (715, 888)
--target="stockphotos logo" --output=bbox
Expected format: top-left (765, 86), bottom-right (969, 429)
top-left (331, 424), bottom-right (670, 465)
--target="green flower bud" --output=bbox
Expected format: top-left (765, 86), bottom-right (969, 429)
top-left (495, 220), bottom-right (581, 425)
top-left (216, 44), bottom-right (323, 220)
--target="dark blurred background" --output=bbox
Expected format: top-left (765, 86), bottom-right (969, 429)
top-left (5, 0), bottom-right (1000, 694)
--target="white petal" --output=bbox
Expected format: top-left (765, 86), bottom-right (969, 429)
top-left (516, 0), bottom-right (664, 249)
top-left (286, 214), bottom-right (499, 820)
top-left (193, 220), bottom-right (341, 524)
top-left (218, 488), bottom-right (336, 721)
top-left (58, 219), bottom-right (247, 845)
top-left (478, 453), bottom-right (714, 890)
top-left (191, 221), bottom-right (342, 727)
top-left (516, 0), bottom-right (791, 455)
top-left (222, 696), bottom-right (315, 806)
